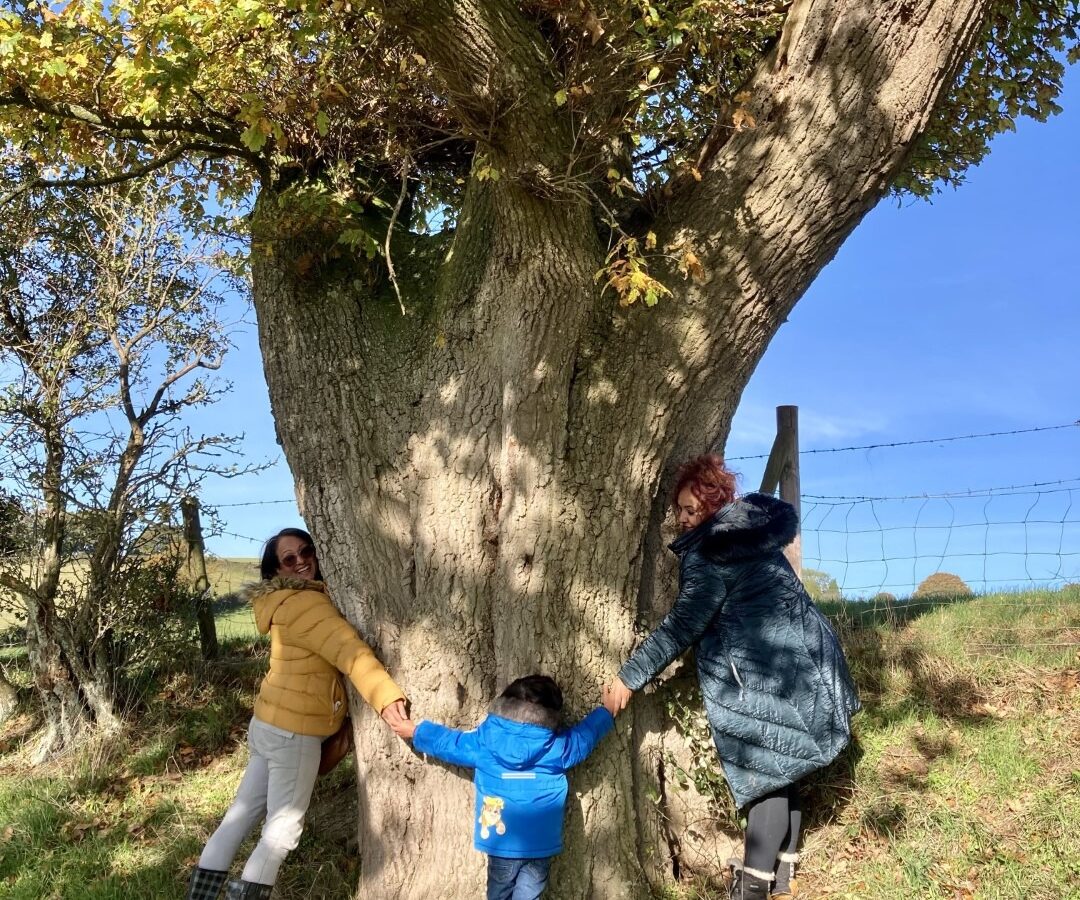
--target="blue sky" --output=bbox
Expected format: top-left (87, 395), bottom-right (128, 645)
top-left (200, 67), bottom-right (1079, 597)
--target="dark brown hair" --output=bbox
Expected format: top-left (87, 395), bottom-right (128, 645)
top-left (259, 527), bottom-right (320, 580)
top-left (499, 675), bottom-right (563, 712)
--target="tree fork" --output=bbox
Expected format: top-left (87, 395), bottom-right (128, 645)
top-left (247, 2), bottom-right (995, 896)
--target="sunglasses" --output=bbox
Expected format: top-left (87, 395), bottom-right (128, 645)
top-left (279, 544), bottom-right (316, 569)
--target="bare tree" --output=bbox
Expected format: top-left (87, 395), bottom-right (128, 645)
top-left (0, 163), bottom-right (252, 758)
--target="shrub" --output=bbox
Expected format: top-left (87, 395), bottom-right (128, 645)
top-left (913, 572), bottom-right (973, 599)
top-left (802, 568), bottom-right (841, 602)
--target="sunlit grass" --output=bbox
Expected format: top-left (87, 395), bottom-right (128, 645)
top-left (1, 583), bottom-right (1077, 898)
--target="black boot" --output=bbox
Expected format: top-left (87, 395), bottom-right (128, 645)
top-left (772, 850), bottom-right (800, 898)
top-left (185, 867), bottom-right (228, 900)
top-left (729, 868), bottom-right (772, 900)
top-left (223, 880), bottom-right (273, 900)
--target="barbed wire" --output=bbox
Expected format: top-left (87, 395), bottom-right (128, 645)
top-left (211, 499), bottom-right (296, 509)
top-left (803, 478), bottom-right (1080, 503)
top-left (727, 420), bottom-right (1079, 461)
top-left (216, 529), bottom-right (265, 544)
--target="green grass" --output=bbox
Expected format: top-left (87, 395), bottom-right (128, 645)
top-left (205, 556), bottom-right (260, 598)
top-left (1, 584), bottom-right (1077, 899)
top-left (787, 587), bottom-right (1080, 900)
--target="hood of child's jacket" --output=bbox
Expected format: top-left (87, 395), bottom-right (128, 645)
top-left (479, 697), bottom-right (560, 769)
top-left (244, 576), bottom-right (327, 634)
top-left (670, 492), bottom-right (798, 562)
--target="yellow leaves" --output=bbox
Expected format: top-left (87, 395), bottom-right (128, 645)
top-left (595, 236), bottom-right (671, 308)
top-left (472, 152), bottom-right (500, 182)
top-left (732, 107), bottom-right (756, 131)
top-left (679, 249), bottom-right (705, 283)
top-left (554, 88), bottom-right (568, 107)
top-left (732, 88), bottom-right (756, 130)
top-left (597, 232), bottom-right (709, 308)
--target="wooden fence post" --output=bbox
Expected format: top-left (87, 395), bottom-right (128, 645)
top-left (181, 496), bottom-right (218, 660)
top-left (758, 405), bottom-right (802, 577)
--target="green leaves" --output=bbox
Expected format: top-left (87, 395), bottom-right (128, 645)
top-left (896, 0), bottom-right (1080, 198)
top-left (1, 0), bottom-right (1076, 235)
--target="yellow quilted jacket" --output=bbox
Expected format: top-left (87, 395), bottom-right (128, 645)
top-left (247, 577), bottom-right (405, 737)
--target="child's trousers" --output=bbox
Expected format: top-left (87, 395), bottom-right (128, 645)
top-left (486, 855), bottom-right (553, 900)
top-left (198, 717), bottom-right (322, 885)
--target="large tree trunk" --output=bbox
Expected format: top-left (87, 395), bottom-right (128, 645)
top-left (251, 1), bottom-right (991, 896)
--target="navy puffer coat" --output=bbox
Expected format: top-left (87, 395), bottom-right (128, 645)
top-left (619, 493), bottom-right (859, 808)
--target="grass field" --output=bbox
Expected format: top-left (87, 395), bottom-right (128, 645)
top-left (0, 555), bottom-right (259, 631)
top-left (0, 582), bottom-right (1077, 899)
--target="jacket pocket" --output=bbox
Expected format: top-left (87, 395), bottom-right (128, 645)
top-left (329, 677), bottom-right (346, 724)
top-left (727, 650), bottom-right (792, 695)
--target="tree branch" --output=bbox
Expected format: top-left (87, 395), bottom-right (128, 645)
top-left (0, 571), bottom-right (37, 602)
top-left (378, 0), bottom-right (569, 170)
top-left (0, 144), bottom-right (207, 207)
top-left (0, 87), bottom-right (271, 179)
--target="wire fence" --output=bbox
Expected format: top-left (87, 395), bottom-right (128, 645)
top-left (206, 420), bottom-right (1080, 605)
top-left (800, 478), bottom-right (1080, 597)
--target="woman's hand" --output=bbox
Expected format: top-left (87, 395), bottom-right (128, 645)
top-left (380, 699), bottom-right (408, 730)
top-left (603, 677), bottom-right (633, 717)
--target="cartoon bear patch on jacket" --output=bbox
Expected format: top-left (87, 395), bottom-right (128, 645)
top-left (478, 796), bottom-right (507, 839)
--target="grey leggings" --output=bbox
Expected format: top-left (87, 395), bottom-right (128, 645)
top-left (743, 784), bottom-right (802, 881)
top-left (198, 717), bottom-right (322, 885)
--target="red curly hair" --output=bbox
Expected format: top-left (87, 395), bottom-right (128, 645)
top-left (671, 454), bottom-right (737, 517)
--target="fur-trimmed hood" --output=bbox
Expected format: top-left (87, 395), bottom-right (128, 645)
top-left (244, 577), bottom-right (327, 634)
top-left (670, 492), bottom-right (798, 562)
top-left (474, 696), bottom-right (566, 770)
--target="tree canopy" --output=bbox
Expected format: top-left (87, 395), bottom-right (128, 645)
top-left (2, 1), bottom-right (1078, 290)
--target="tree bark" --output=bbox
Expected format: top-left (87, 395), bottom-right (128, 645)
top-left (251, 1), bottom-right (992, 896)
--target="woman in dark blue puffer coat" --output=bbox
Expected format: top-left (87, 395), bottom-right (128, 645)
top-left (606, 455), bottom-right (859, 900)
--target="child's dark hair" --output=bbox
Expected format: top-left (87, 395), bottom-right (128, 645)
top-left (258, 527), bottom-right (320, 580)
top-left (499, 675), bottom-right (563, 712)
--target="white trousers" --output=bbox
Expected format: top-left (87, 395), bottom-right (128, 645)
top-left (198, 717), bottom-right (322, 885)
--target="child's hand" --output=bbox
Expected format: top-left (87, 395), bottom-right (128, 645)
top-left (390, 716), bottom-right (416, 740)
top-left (603, 678), bottom-right (633, 717)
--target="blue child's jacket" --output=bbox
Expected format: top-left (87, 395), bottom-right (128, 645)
top-left (413, 698), bottom-right (613, 859)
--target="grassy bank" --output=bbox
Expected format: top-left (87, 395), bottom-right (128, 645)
top-left (0, 586), bottom-right (1076, 899)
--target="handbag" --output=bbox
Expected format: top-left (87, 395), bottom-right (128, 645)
top-left (318, 716), bottom-right (354, 776)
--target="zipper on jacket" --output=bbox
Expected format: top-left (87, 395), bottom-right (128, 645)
top-left (729, 657), bottom-right (745, 701)
top-left (330, 679), bottom-right (343, 729)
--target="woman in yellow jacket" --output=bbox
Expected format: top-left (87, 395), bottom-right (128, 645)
top-left (186, 528), bottom-right (407, 900)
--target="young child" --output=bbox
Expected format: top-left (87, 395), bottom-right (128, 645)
top-left (391, 675), bottom-right (615, 899)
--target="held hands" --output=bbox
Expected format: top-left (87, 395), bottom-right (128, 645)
top-left (390, 715), bottom-right (416, 740)
top-left (380, 699), bottom-right (416, 740)
top-left (603, 677), bottom-right (633, 717)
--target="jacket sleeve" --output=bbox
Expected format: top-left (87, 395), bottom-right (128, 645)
top-left (413, 721), bottom-right (480, 769)
top-left (618, 552), bottom-right (727, 691)
top-left (558, 707), bottom-right (614, 770)
top-left (277, 590), bottom-right (406, 713)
